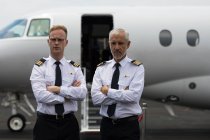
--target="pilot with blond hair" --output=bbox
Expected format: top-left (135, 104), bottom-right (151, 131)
top-left (30, 25), bottom-right (87, 140)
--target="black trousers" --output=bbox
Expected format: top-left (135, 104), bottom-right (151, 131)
top-left (100, 116), bottom-right (140, 140)
top-left (33, 112), bottom-right (80, 140)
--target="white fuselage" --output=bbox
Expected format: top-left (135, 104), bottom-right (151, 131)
top-left (0, 6), bottom-right (210, 108)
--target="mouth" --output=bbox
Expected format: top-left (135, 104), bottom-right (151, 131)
top-left (53, 47), bottom-right (60, 50)
top-left (114, 51), bottom-right (121, 56)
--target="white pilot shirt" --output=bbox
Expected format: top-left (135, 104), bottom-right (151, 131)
top-left (91, 56), bottom-right (144, 119)
top-left (30, 56), bottom-right (87, 115)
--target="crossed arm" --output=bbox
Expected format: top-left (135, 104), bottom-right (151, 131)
top-left (47, 80), bottom-right (81, 94)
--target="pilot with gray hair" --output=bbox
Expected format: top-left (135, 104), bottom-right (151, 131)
top-left (91, 28), bottom-right (145, 140)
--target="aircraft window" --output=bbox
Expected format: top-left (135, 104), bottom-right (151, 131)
top-left (187, 30), bottom-right (199, 47)
top-left (189, 82), bottom-right (196, 89)
top-left (27, 19), bottom-right (50, 37)
top-left (0, 19), bottom-right (27, 39)
top-left (159, 30), bottom-right (172, 47)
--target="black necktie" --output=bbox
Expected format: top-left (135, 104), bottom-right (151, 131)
top-left (107, 63), bottom-right (120, 117)
top-left (54, 61), bottom-right (64, 115)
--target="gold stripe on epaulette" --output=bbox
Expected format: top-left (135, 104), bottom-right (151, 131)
top-left (35, 60), bottom-right (42, 66)
top-left (73, 63), bottom-right (80, 67)
top-left (70, 61), bottom-right (80, 67)
top-left (131, 60), bottom-right (142, 66)
top-left (35, 58), bottom-right (46, 67)
top-left (97, 61), bottom-right (106, 67)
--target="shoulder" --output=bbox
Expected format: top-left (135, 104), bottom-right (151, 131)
top-left (35, 58), bottom-right (46, 67)
top-left (130, 60), bottom-right (143, 66)
top-left (69, 60), bottom-right (80, 67)
top-left (97, 61), bottom-right (106, 67)
top-left (97, 60), bottom-right (111, 67)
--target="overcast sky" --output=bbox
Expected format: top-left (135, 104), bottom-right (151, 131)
top-left (0, 0), bottom-right (210, 28)
top-left (0, 0), bottom-right (130, 27)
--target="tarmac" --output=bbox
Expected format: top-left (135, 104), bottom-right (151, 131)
top-left (0, 94), bottom-right (210, 140)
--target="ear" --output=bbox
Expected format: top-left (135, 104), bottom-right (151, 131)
top-left (65, 39), bottom-right (68, 47)
top-left (127, 41), bottom-right (131, 49)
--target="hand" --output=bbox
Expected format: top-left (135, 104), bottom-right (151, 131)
top-left (72, 80), bottom-right (81, 87)
top-left (47, 86), bottom-right (60, 94)
top-left (101, 85), bottom-right (109, 95)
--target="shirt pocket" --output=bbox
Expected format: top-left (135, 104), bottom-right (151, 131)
top-left (45, 75), bottom-right (54, 86)
top-left (118, 75), bottom-right (132, 90)
top-left (62, 73), bottom-right (74, 86)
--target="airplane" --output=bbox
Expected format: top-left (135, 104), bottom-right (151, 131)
top-left (0, 3), bottom-right (210, 133)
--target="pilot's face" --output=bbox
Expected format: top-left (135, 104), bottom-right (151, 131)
top-left (109, 32), bottom-right (130, 62)
top-left (48, 29), bottom-right (68, 59)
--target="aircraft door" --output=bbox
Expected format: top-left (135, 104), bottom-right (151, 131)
top-left (81, 15), bottom-right (113, 83)
top-left (81, 15), bottom-right (113, 130)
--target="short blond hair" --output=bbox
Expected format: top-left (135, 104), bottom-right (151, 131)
top-left (49, 25), bottom-right (68, 37)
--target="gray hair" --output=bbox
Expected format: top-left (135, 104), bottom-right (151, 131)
top-left (109, 28), bottom-right (129, 41)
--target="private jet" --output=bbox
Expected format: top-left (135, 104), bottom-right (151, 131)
top-left (0, 4), bottom-right (210, 132)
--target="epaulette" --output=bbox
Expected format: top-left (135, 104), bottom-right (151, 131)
top-left (97, 61), bottom-right (106, 67)
top-left (35, 58), bottom-right (46, 67)
top-left (131, 60), bottom-right (142, 66)
top-left (70, 61), bottom-right (80, 67)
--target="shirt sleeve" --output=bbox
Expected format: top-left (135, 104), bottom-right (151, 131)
top-left (107, 65), bottom-right (145, 103)
top-left (30, 65), bottom-right (65, 104)
top-left (91, 67), bottom-right (117, 105)
top-left (59, 67), bottom-right (87, 101)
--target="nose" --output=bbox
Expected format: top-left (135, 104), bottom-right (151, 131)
top-left (114, 43), bottom-right (120, 50)
top-left (55, 39), bottom-right (59, 44)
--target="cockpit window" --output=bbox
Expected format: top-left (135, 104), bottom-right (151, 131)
top-left (0, 19), bottom-right (27, 39)
top-left (27, 19), bottom-right (50, 37)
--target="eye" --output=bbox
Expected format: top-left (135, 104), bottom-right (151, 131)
top-left (50, 38), bottom-right (56, 42)
top-left (111, 42), bottom-right (117, 45)
top-left (57, 38), bottom-right (64, 42)
top-left (50, 38), bottom-right (65, 42)
top-left (118, 42), bottom-right (124, 45)
top-left (110, 41), bottom-right (125, 46)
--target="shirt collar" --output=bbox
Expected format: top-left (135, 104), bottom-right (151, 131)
top-left (111, 56), bottom-right (129, 68)
top-left (49, 55), bottom-right (66, 66)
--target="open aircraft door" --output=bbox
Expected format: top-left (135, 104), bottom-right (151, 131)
top-left (80, 15), bottom-right (113, 137)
